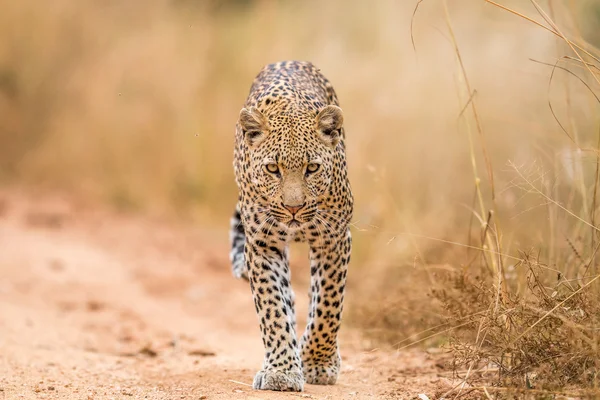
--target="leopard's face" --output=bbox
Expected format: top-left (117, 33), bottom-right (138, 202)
top-left (239, 104), bottom-right (344, 231)
top-left (252, 145), bottom-right (331, 230)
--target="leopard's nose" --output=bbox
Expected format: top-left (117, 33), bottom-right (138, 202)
top-left (283, 203), bottom-right (305, 216)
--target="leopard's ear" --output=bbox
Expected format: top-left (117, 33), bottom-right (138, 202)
top-left (316, 105), bottom-right (344, 147)
top-left (239, 107), bottom-right (269, 147)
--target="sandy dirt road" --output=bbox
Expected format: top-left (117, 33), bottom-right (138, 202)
top-left (0, 190), bottom-right (449, 399)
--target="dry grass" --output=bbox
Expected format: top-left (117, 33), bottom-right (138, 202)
top-left (397, 1), bottom-right (600, 397)
top-left (2, 0), bottom-right (600, 396)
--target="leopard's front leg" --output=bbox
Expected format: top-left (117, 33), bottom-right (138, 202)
top-left (301, 228), bottom-right (351, 385)
top-left (246, 236), bottom-right (303, 391)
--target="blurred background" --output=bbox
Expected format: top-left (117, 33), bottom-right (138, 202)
top-left (2, 0), bottom-right (600, 389)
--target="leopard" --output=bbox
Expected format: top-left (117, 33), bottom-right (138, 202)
top-left (229, 60), bottom-right (353, 392)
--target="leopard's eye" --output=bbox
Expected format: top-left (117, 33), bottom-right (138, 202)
top-left (265, 163), bottom-right (279, 174)
top-left (306, 163), bottom-right (320, 174)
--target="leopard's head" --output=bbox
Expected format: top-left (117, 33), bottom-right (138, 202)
top-left (239, 104), bottom-right (343, 230)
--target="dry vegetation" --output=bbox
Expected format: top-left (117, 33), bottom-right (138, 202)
top-left (2, 0), bottom-right (600, 397)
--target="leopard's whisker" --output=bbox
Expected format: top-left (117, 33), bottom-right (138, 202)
top-left (316, 211), bottom-right (345, 235)
top-left (314, 215), bottom-right (329, 242)
top-left (247, 214), bottom-right (272, 241)
top-left (315, 215), bottom-right (335, 236)
top-left (317, 209), bottom-right (350, 226)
